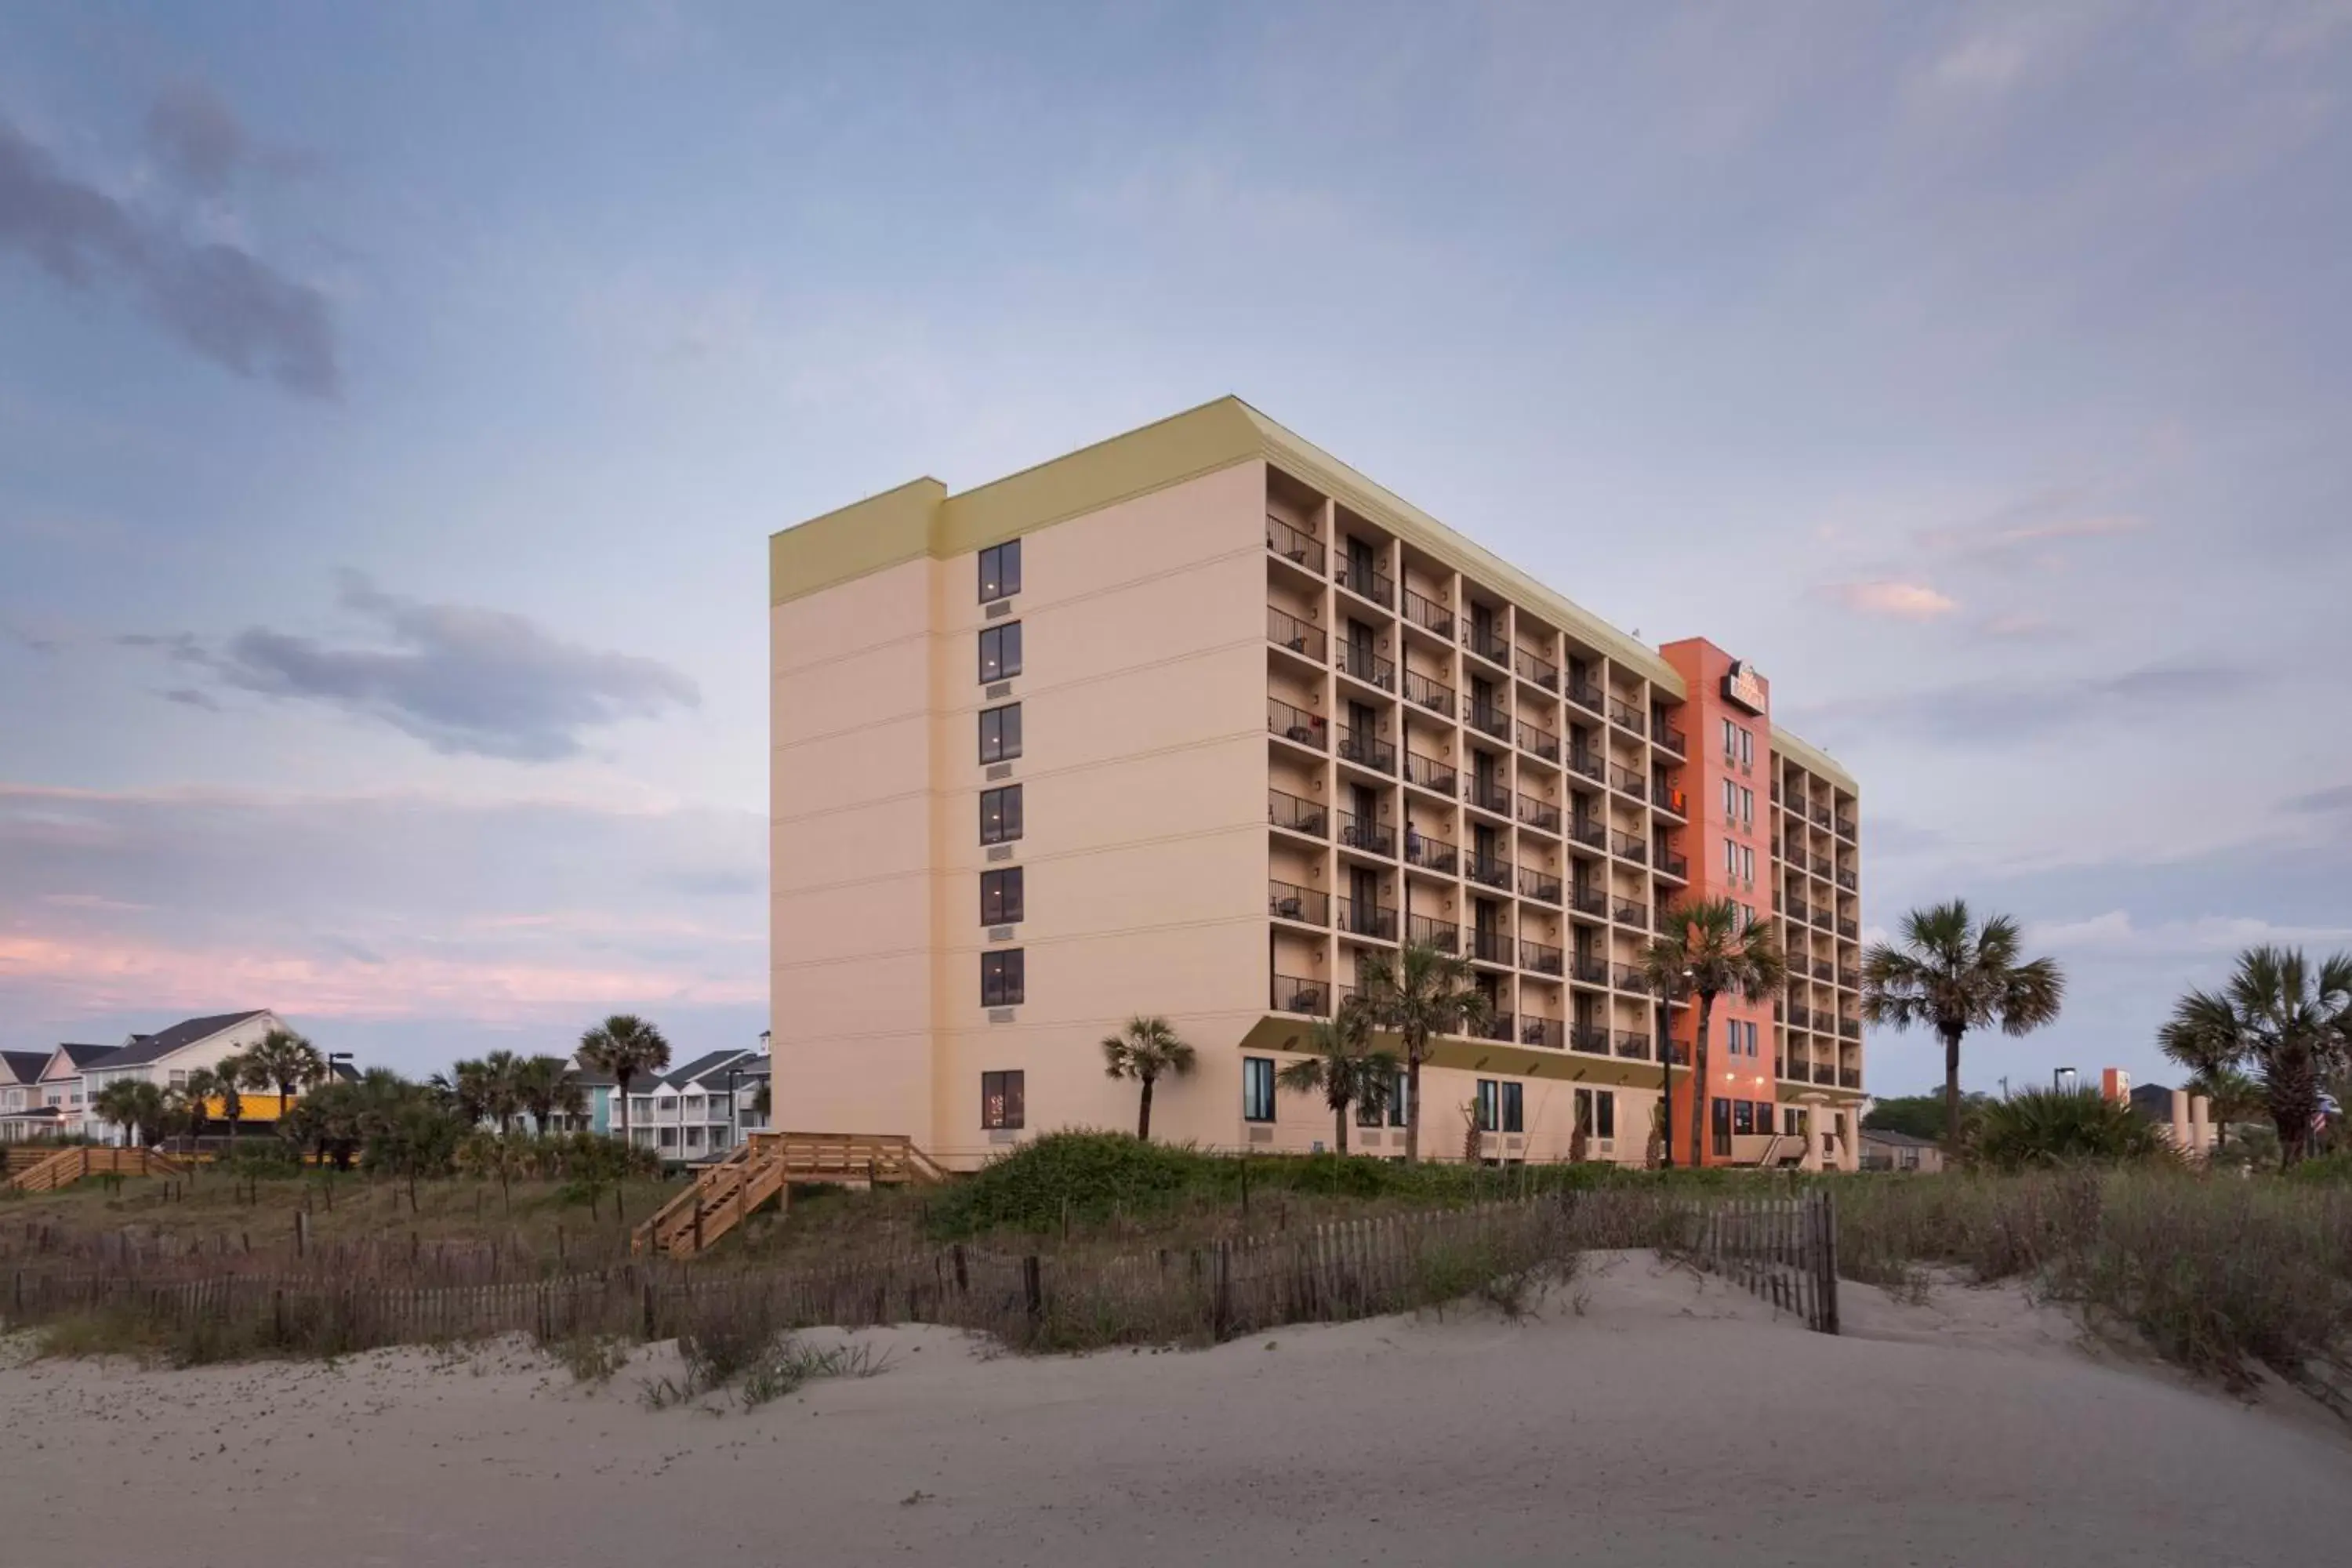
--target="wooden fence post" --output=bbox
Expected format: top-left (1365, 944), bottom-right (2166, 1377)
top-left (1211, 1241), bottom-right (1232, 1341)
top-left (1022, 1255), bottom-right (1043, 1327)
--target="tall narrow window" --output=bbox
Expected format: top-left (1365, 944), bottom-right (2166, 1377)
top-left (1733, 1102), bottom-right (1755, 1135)
top-left (981, 949), bottom-right (1025, 1006)
top-left (1740, 786), bottom-right (1753, 826)
top-left (1722, 779), bottom-right (1737, 820)
top-left (1501, 1081), bottom-right (1524, 1134)
top-left (1243, 1058), bottom-right (1276, 1123)
top-left (1387, 1068), bottom-right (1410, 1127)
top-left (1475, 1079), bottom-right (1499, 1133)
top-left (1725, 837), bottom-right (1738, 877)
top-left (1595, 1090), bottom-right (1617, 1140)
top-left (978, 539), bottom-right (1022, 602)
top-left (978, 621), bottom-right (1022, 682)
top-left (979, 784), bottom-right (1023, 844)
top-left (982, 1070), bottom-right (1025, 1129)
top-left (978, 702), bottom-right (1022, 763)
top-left (980, 867), bottom-right (1024, 924)
top-left (1740, 728), bottom-right (1754, 768)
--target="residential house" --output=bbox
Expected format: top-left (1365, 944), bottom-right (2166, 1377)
top-left (620, 1048), bottom-right (768, 1163)
top-left (0, 1048), bottom-right (64, 1140)
top-left (1859, 1127), bottom-right (1944, 1174)
top-left (74, 1011), bottom-right (287, 1145)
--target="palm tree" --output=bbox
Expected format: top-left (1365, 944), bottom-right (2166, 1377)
top-left (2158, 946), bottom-right (2350, 1168)
top-left (1359, 942), bottom-right (1490, 1163)
top-left (1640, 898), bottom-right (1786, 1167)
top-left (513, 1054), bottom-right (586, 1134)
top-left (238, 1028), bottom-right (326, 1120)
top-left (1101, 1015), bottom-right (1196, 1141)
top-left (477, 1050), bottom-right (525, 1134)
top-left (1274, 1003), bottom-right (1399, 1155)
top-left (203, 1056), bottom-right (249, 1148)
top-left (92, 1079), bottom-right (168, 1148)
top-left (1861, 901), bottom-right (2064, 1156)
top-left (577, 1014), bottom-right (672, 1148)
top-left (2187, 1066), bottom-right (2264, 1156)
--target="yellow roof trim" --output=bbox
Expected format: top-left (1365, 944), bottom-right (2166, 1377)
top-left (1769, 723), bottom-right (1858, 793)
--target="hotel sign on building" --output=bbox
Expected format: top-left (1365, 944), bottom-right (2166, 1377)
top-left (1721, 659), bottom-right (1768, 714)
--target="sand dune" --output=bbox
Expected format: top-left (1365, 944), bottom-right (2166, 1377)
top-left (4, 1252), bottom-right (2344, 1566)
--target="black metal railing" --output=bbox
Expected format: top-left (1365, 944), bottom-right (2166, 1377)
top-left (1610, 829), bottom-right (1648, 864)
top-left (1835, 815), bottom-right (1857, 840)
top-left (1467, 854), bottom-right (1512, 890)
top-left (1838, 1018), bottom-right (1860, 1040)
top-left (1838, 968), bottom-right (1857, 989)
top-left (1836, 867), bottom-right (1857, 891)
top-left (1517, 720), bottom-right (1560, 762)
top-left (1267, 604), bottom-right (1326, 661)
top-left (1473, 1011), bottom-right (1515, 1043)
top-left (1338, 640), bottom-right (1396, 691)
top-left (1613, 963), bottom-right (1650, 993)
top-left (1403, 829), bottom-right (1458, 874)
top-left (1404, 751), bottom-right (1457, 795)
top-left (1403, 668), bottom-right (1454, 717)
top-left (1809, 854), bottom-right (1831, 879)
top-left (1466, 620), bottom-right (1511, 666)
top-left (1615, 1030), bottom-right (1653, 1060)
top-left (1568, 815), bottom-right (1606, 851)
top-left (1518, 794), bottom-right (1561, 833)
top-left (1656, 718), bottom-right (1686, 756)
top-left (1570, 952), bottom-right (1610, 985)
top-left (1812, 1063), bottom-right (1837, 1086)
top-left (1566, 745), bottom-right (1605, 782)
top-left (1570, 885), bottom-right (1610, 920)
top-left (1338, 811), bottom-right (1394, 856)
top-left (1336, 899), bottom-right (1398, 941)
top-left (1337, 726), bottom-right (1396, 773)
top-left (1811, 959), bottom-right (1835, 982)
top-left (1269, 880), bottom-right (1329, 925)
top-left (1518, 1015), bottom-right (1564, 1051)
top-left (1265, 515), bottom-right (1325, 573)
top-left (1269, 788), bottom-right (1327, 838)
top-left (1609, 763), bottom-right (1646, 799)
top-left (1652, 782), bottom-right (1686, 816)
top-left (1813, 907), bottom-right (1836, 932)
top-left (1838, 918), bottom-right (1857, 940)
top-left (1614, 900), bottom-right (1650, 931)
top-left (1786, 1004), bottom-right (1814, 1029)
top-left (1513, 647), bottom-right (1558, 690)
top-left (1811, 804), bottom-right (1833, 829)
top-left (1402, 586), bottom-right (1453, 639)
top-left (1468, 702), bottom-right (1512, 741)
top-left (1566, 677), bottom-right (1605, 714)
top-left (1269, 696), bottom-right (1327, 749)
top-left (1272, 974), bottom-right (1330, 1015)
top-left (1839, 1068), bottom-right (1861, 1088)
top-left (1521, 939), bottom-right (1563, 975)
top-left (1786, 897), bottom-right (1812, 924)
top-left (1657, 849), bottom-right (1689, 880)
top-left (1338, 556), bottom-right (1394, 608)
top-left (1517, 866), bottom-right (1562, 903)
top-left (1406, 913), bottom-right (1459, 953)
top-left (1607, 696), bottom-right (1646, 735)
top-left (1570, 1023), bottom-right (1611, 1055)
top-left (1468, 776), bottom-right (1512, 815)
top-left (1471, 928), bottom-right (1512, 965)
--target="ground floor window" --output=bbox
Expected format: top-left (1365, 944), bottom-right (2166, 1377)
top-left (1243, 1058), bottom-right (1276, 1123)
top-left (658, 1127), bottom-right (678, 1149)
top-left (982, 1070), bottom-right (1025, 1130)
top-left (1733, 1102), bottom-right (1755, 1135)
top-left (1501, 1081), bottom-right (1523, 1134)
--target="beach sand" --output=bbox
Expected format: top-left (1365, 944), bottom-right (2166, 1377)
top-left (4, 1250), bottom-right (2344, 1566)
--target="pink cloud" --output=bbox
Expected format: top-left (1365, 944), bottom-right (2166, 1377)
top-left (1820, 579), bottom-right (1958, 620)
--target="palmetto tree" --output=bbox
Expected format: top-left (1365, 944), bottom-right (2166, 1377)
top-left (1862, 901), bottom-right (2065, 1156)
top-left (513, 1054), bottom-right (586, 1134)
top-left (1359, 942), bottom-right (1490, 1164)
top-left (198, 1056), bottom-right (250, 1147)
top-left (1101, 1015), bottom-right (1196, 1142)
top-left (92, 1079), bottom-right (169, 1148)
top-left (1640, 898), bottom-right (1786, 1167)
top-left (577, 1014), bottom-right (672, 1148)
top-left (2158, 946), bottom-right (2351, 1168)
top-left (1274, 1002), bottom-right (1399, 1155)
top-left (477, 1050), bottom-right (525, 1134)
top-left (239, 1028), bottom-right (326, 1119)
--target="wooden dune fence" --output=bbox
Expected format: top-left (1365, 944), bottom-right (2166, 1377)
top-left (1686, 1190), bottom-right (1839, 1334)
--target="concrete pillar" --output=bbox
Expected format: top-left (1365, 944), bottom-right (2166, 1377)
top-left (2188, 1094), bottom-right (2212, 1158)
top-left (1836, 1110), bottom-right (1860, 1172)
top-left (1801, 1100), bottom-right (1827, 1172)
top-left (2169, 1088), bottom-right (2190, 1152)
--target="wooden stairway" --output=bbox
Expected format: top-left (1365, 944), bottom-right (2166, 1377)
top-left (630, 1131), bottom-right (946, 1259)
top-left (3, 1145), bottom-right (187, 1194)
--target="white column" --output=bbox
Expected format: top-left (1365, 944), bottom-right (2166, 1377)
top-left (2188, 1094), bottom-right (2212, 1159)
top-left (2169, 1088), bottom-right (2190, 1152)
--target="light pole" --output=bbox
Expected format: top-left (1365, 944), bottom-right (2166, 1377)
top-left (724, 1065), bottom-right (740, 1152)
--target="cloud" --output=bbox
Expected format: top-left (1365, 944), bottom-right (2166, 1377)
top-left (1916, 509), bottom-right (2151, 573)
top-left (1784, 659), bottom-right (2252, 746)
top-left (146, 572), bottom-right (702, 760)
top-left (1976, 612), bottom-right (2060, 640)
top-left (2285, 782), bottom-right (2352, 815)
top-left (2026, 909), bottom-right (2352, 958)
top-left (161, 687), bottom-right (221, 711)
top-left (0, 110), bottom-right (339, 397)
top-left (144, 78), bottom-right (249, 196)
top-left (1818, 579), bottom-right (1958, 620)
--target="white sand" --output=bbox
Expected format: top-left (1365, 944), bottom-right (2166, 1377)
top-left (4, 1251), bottom-right (2346, 1566)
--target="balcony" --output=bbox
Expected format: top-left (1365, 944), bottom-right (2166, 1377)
top-left (1779, 1058), bottom-right (1812, 1083)
top-left (1520, 938), bottom-right (1564, 975)
top-left (1269, 697), bottom-right (1327, 750)
top-left (1615, 1030), bottom-right (1653, 1061)
top-left (1267, 605), bottom-right (1326, 661)
top-left (1810, 959), bottom-right (1835, 982)
top-left (1472, 1011), bottom-right (1515, 1044)
top-left (1402, 586), bottom-right (1453, 640)
top-left (1403, 750), bottom-right (1457, 796)
top-left (1465, 620), bottom-right (1511, 667)
top-left (1470, 928), bottom-right (1512, 965)
top-left (1613, 900), bottom-right (1651, 931)
top-left (1467, 702), bottom-right (1512, 742)
top-left (1403, 829), bottom-right (1458, 875)
top-left (1607, 696), bottom-right (1646, 736)
top-left (1403, 668), bottom-right (1455, 717)
top-left (1517, 720), bottom-right (1561, 763)
top-left (1337, 726), bottom-right (1396, 774)
top-left (1565, 677), bottom-right (1605, 716)
top-left (1336, 899), bottom-right (1398, 942)
top-left (1839, 1068), bottom-right (1862, 1089)
top-left (1838, 1018), bottom-right (1861, 1040)
top-left (1570, 952), bottom-right (1610, 985)
top-left (1272, 974), bottom-right (1330, 1015)
top-left (1610, 763), bottom-right (1646, 800)
top-left (1656, 849), bottom-right (1690, 881)
top-left (1610, 829), bottom-right (1648, 864)
top-left (1269, 880), bottom-right (1329, 925)
top-left (1811, 804), bottom-right (1833, 830)
top-left (1338, 811), bottom-right (1394, 857)
top-left (1613, 963), bottom-right (1650, 993)
top-left (1337, 640), bottom-right (1396, 692)
top-left (1566, 746), bottom-right (1606, 784)
top-left (1786, 1004), bottom-right (1813, 1029)
top-left (1836, 867), bottom-right (1857, 891)
top-left (1519, 1015), bottom-right (1565, 1051)
top-left (1812, 1062), bottom-right (1837, 1086)
top-left (1656, 718), bottom-right (1686, 757)
top-left (1466, 854), bottom-right (1512, 891)
top-left (1269, 788), bottom-right (1327, 839)
top-left (1517, 866), bottom-right (1563, 904)
top-left (1835, 814), bottom-right (1857, 840)
top-left (1518, 794), bottom-right (1562, 834)
top-left (1570, 1023), bottom-right (1611, 1055)
top-left (1513, 647), bottom-right (1558, 691)
top-left (1838, 918), bottom-right (1858, 940)
top-left (1567, 815), bottom-right (1606, 852)
top-left (1265, 515), bottom-right (1325, 574)
top-left (1337, 557), bottom-right (1394, 608)
top-left (1651, 782), bottom-right (1686, 818)
top-left (1570, 886), bottom-right (1610, 920)
top-left (1468, 776), bottom-right (1512, 815)
top-left (1838, 967), bottom-right (1857, 989)
top-left (1810, 854), bottom-right (1832, 879)
top-left (1406, 913), bottom-right (1459, 953)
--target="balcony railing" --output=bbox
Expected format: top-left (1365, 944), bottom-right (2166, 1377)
top-left (1404, 751), bottom-right (1457, 795)
top-left (1835, 815), bottom-right (1857, 840)
top-left (1403, 668), bottom-right (1454, 717)
top-left (1570, 885), bottom-right (1610, 920)
top-left (1269, 788), bottom-right (1327, 838)
top-left (1466, 620), bottom-right (1511, 666)
top-left (1404, 829), bottom-right (1458, 874)
top-left (1655, 718), bottom-right (1686, 757)
top-left (1811, 959), bottom-right (1835, 982)
top-left (1838, 918), bottom-right (1858, 940)
top-left (1838, 1018), bottom-right (1861, 1040)
top-left (1565, 677), bottom-right (1605, 715)
top-left (1786, 1004), bottom-right (1813, 1029)
top-left (1265, 514), bottom-right (1325, 573)
top-left (1652, 782), bottom-right (1686, 817)
top-left (1402, 586), bottom-right (1453, 639)
top-left (1518, 794), bottom-right (1562, 833)
top-left (1513, 647), bottom-right (1558, 691)
top-left (1471, 928), bottom-right (1512, 965)
top-left (1338, 640), bottom-right (1396, 691)
top-left (1468, 776), bottom-right (1512, 815)
top-left (1336, 899), bottom-right (1398, 941)
top-left (1406, 913), bottom-right (1459, 953)
top-left (1338, 811), bottom-right (1394, 857)
top-left (1657, 849), bottom-right (1690, 880)
top-left (1812, 1062), bottom-right (1837, 1086)
top-left (1568, 815), bottom-right (1606, 851)
top-left (1467, 702), bottom-right (1512, 741)
top-left (1269, 880), bottom-right (1329, 925)
top-left (1836, 867), bottom-right (1857, 891)
top-left (1609, 763), bottom-right (1646, 800)
top-left (1520, 939), bottom-right (1563, 975)
top-left (1839, 1068), bottom-right (1861, 1088)
top-left (1337, 556), bottom-right (1394, 608)
top-left (1612, 1030), bottom-right (1651, 1061)
top-left (1811, 804), bottom-right (1833, 829)
top-left (1272, 973), bottom-right (1330, 1015)
top-left (1472, 1011), bottom-right (1515, 1043)
top-left (1786, 895), bottom-right (1812, 923)
top-left (1520, 1015), bottom-right (1565, 1051)
top-left (1813, 908), bottom-right (1835, 932)
top-left (1838, 967), bottom-right (1857, 989)
top-left (1613, 963), bottom-right (1650, 993)
top-left (1267, 604), bottom-right (1326, 661)
top-left (1607, 696), bottom-right (1646, 736)
top-left (1517, 720), bottom-right (1560, 763)
top-left (1570, 1023), bottom-right (1611, 1055)
top-left (1570, 952), bottom-right (1610, 985)
top-left (1269, 697), bottom-right (1327, 750)
top-left (1467, 854), bottom-right (1512, 891)
top-left (1610, 829), bottom-right (1648, 864)
top-left (1614, 900), bottom-right (1651, 931)
top-left (1517, 866), bottom-right (1563, 904)
top-left (1337, 726), bottom-right (1396, 773)
top-left (1566, 746), bottom-right (1605, 784)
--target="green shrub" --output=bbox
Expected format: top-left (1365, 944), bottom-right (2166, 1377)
top-left (2282, 1149), bottom-right (2352, 1185)
top-left (1970, 1090), bottom-right (2166, 1171)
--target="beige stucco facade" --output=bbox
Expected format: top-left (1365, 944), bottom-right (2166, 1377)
top-left (771, 398), bottom-right (1865, 1168)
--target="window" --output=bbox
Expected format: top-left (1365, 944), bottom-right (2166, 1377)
top-left (982, 1070), bottom-right (1025, 1129)
top-left (1740, 786), bottom-right (1753, 826)
top-left (1724, 837), bottom-right (1738, 877)
top-left (1475, 1079), bottom-right (1499, 1133)
top-left (1754, 1099), bottom-right (1775, 1128)
top-left (1733, 1102), bottom-right (1755, 1135)
top-left (1386, 1067), bottom-right (1410, 1127)
top-left (1595, 1089), bottom-right (1616, 1140)
top-left (1243, 1057), bottom-right (1276, 1123)
top-left (1741, 845), bottom-right (1755, 884)
top-left (978, 539), bottom-right (1022, 602)
top-left (980, 867), bottom-right (1024, 924)
top-left (978, 702), bottom-right (1022, 762)
top-left (684, 1126), bottom-right (704, 1149)
top-left (979, 784), bottom-right (1023, 844)
top-left (1722, 779), bottom-right (1737, 820)
top-left (659, 1127), bottom-right (679, 1149)
top-left (1721, 717), bottom-right (1736, 760)
top-left (1739, 728), bottom-right (1754, 768)
top-left (978, 621), bottom-right (1022, 682)
top-left (1501, 1081), bottom-right (1523, 1134)
top-left (981, 949), bottom-right (1025, 1007)
top-left (1784, 1107), bottom-right (1803, 1136)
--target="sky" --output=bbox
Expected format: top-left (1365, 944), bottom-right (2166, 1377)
top-left (3, 2), bottom-right (2349, 1094)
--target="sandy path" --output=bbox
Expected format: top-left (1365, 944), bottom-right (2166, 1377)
top-left (4, 1252), bottom-right (2344, 1566)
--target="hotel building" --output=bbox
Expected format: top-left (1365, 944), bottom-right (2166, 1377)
top-left (770, 398), bottom-right (1863, 1169)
